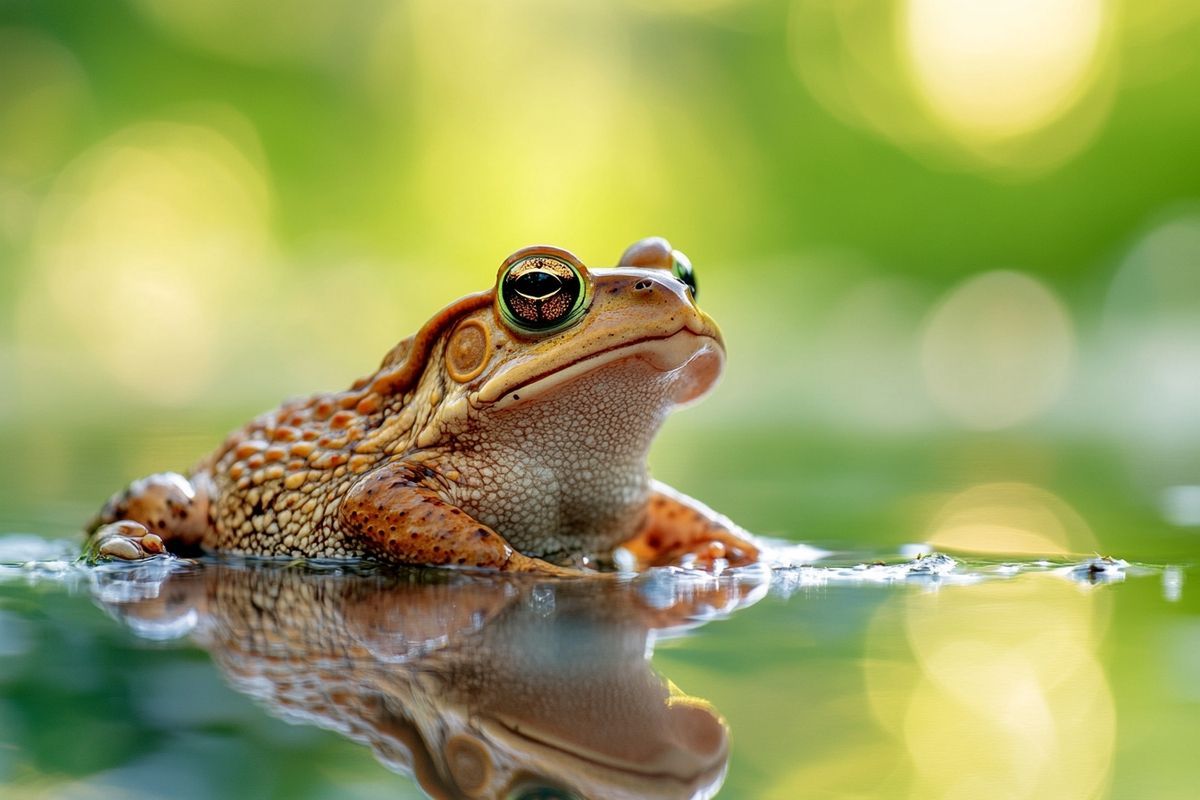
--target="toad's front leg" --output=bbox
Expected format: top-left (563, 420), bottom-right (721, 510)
top-left (340, 463), bottom-right (578, 576)
top-left (618, 480), bottom-right (761, 570)
top-left (85, 473), bottom-right (212, 561)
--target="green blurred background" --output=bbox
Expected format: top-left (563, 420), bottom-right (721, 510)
top-left (1, 0), bottom-right (1199, 560)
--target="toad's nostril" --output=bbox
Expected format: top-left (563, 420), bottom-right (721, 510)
top-left (634, 279), bottom-right (653, 291)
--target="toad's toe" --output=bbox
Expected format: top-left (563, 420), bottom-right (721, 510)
top-left (89, 521), bottom-right (169, 562)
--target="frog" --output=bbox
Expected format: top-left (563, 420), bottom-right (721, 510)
top-left (92, 560), bottom-right (763, 798)
top-left (86, 237), bottom-right (760, 574)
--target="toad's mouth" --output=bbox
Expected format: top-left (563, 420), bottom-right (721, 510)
top-left (477, 328), bottom-right (724, 411)
top-left (477, 713), bottom-right (726, 788)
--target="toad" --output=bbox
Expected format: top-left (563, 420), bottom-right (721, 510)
top-left (87, 237), bottom-right (759, 574)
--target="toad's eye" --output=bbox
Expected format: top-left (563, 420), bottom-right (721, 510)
top-left (671, 249), bottom-right (697, 299)
top-left (497, 247), bottom-right (591, 335)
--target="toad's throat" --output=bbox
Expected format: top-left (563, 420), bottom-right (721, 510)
top-left (477, 329), bottom-right (723, 409)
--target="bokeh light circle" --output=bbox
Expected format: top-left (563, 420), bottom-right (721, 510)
top-left (789, 0), bottom-right (1117, 175)
top-left (903, 0), bottom-right (1107, 141)
top-left (925, 482), bottom-right (1097, 556)
top-left (920, 271), bottom-right (1074, 430)
top-left (19, 120), bottom-right (274, 406)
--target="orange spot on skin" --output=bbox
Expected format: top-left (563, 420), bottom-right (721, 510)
top-left (348, 454), bottom-right (374, 473)
top-left (264, 446), bottom-right (287, 463)
top-left (284, 471), bottom-right (308, 490)
top-left (246, 454), bottom-right (265, 469)
top-left (330, 411), bottom-right (355, 430)
top-left (314, 400), bottom-right (334, 420)
top-left (228, 464), bottom-right (245, 480)
top-left (302, 430), bottom-right (319, 441)
top-left (338, 394), bottom-right (362, 410)
top-left (290, 441), bottom-right (315, 458)
top-left (272, 427), bottom-right (299, 442)
top-left (356, 394), bottom-right (381, 415)
top-left (235, 441), bottom-right (267, 459)
top-left (309, 451), bottom-right (346, 469)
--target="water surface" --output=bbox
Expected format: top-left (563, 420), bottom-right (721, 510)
top-left (0, 538), bottom-right (1193, 800)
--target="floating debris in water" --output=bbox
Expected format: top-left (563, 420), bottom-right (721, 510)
top-left (906, 552), bottom-right (958, 575)
top-left (770, 551), bottom-right (977, 597)
top-left (898, 542), bottom-right (933, 559)
top-left (1060, 555), bottom-right (1129, 584)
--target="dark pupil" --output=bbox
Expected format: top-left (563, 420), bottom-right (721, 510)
top-left (514, 270), bottom-right (561, 299)
top-left (673, 262), bottom-right (697, 298)
top-left (503, 264), bottom-right (580, 329)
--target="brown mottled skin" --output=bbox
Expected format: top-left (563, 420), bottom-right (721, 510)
top-left (87, 237), bottom-right (759, 573)
top-left (93, 562), bottom-right (762, 798)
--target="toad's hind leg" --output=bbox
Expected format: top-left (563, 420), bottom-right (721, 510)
top-left (618, 480), bottom-right (761, 570)
top-left (86, 473), bottom-right (212, 561)
top-left (340, 465), bottom-right (578, 576)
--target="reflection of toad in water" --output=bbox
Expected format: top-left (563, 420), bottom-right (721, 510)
top-left (92, 563), bottom-right (766, 799)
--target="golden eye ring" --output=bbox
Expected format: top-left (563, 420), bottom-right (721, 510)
top-left (495, 245), bottom-right (592, 336)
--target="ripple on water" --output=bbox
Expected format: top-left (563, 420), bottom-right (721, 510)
top-left (0, 532), bottom-right (1171, 604)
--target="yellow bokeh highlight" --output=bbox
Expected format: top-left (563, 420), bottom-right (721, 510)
top-left (920, 271), bottom-right (1075, 430)
top-left (925, 482), bottom-right (1097, 556)
top-left (789, 0), bottom-right (1117, 175)
top-left (18, 118), bottom-right (275, 406)
top-left (865, 578), bottom-right (1115, 799)
top-left (903, 0), bottom-right (1108, 141)
top-left (364, 0), bottom-right (755, 267)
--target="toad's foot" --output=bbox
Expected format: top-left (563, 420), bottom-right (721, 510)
top-left (86, 520), bottom-right (169, 562)
top-left (87, 472), bottom-right (212, 561)
top-left (619, 480), bottom-right (761, 571)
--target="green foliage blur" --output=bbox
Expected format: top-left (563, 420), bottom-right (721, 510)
top-left (1, 0), bottom-right (1199, 558)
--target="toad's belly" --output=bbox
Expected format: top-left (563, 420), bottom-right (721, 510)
top-left (451, 453), bottom-right (650, 564)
